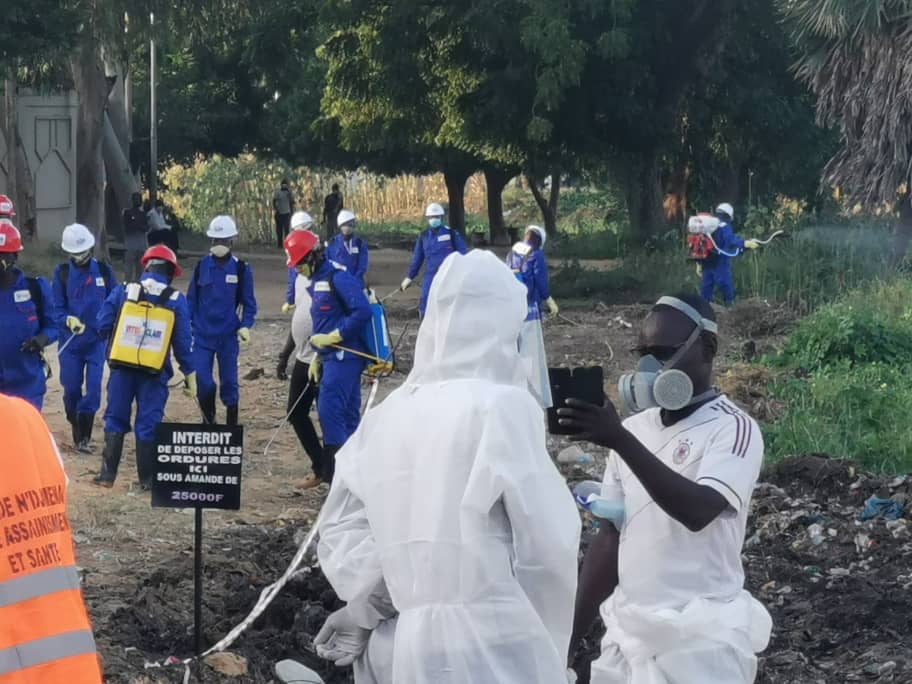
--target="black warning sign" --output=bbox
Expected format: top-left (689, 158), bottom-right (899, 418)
top-left (151, 423), bottom-right (243, 510)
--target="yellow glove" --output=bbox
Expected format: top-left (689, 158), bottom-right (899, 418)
top-left (696, 263), bottom-right (703, 277)
top-left (308, 356), bottom-right (323, 383)
top-left (400, 277), bottom-right (412, 291)
top-left (237, 327), bottom-right (251, 346)
top-left (310, 329), bottom-right (343, 349)
top-left (183, 372), bottom-right (198, 399)
top-left (281, 302), bottom-right (295, 314)
top-left (66, 316), bottom-right (86, 335)
top-left (545, 297), bottom-right (559, 317)
top-left (744, 239), bottom-right (760, 250)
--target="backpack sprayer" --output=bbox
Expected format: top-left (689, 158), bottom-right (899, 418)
top-left (687, 213), bottom-right (786, 260)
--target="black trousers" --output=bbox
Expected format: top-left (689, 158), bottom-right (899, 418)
top-left (275, 212), bottom-right (291, 248)
top-left (289, 359), bottom-right (325, 477)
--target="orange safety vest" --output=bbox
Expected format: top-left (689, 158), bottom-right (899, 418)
top-left (0, 394), bottom-right (102, 684)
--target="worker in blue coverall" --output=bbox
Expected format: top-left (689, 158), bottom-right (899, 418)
top-left (188, 215), bottom-right (257, 426)
top-left (326, 209), bottom-right (369, 287)
top-left (0, 222), bottom-right (58, 411)
top-left (52, 223), bottom-right (116, 453)
top-left (700, 202), bottom-right (759, 305)
top-left (93, 244), bottom-right (197, 488)
top-left (400, 202), bottom-right (468, 316)
top-left (282, 211), bottom-right (316, 314)
top-left (284, 228), bottom-right (371, 485)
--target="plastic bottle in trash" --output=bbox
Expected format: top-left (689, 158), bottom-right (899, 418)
top-left (558, 445), bottom-right (593, 465)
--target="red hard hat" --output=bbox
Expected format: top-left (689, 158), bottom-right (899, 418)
top-left (141, 244), bottom-right (183, 277)
top-left (0, 223), bottom-right (23, 253)
top-left (284, 229), bottom-right (320, 267)
top-left (0, 195), bottom-right (15, 216)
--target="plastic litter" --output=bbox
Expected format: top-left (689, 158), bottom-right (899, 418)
top-left (275, 659), bottom-right (325, 683)
top-left (558, 445), bottom-right (593, 465)
top-left (572, 481), bottom-right (625, 527)
top-left (859, 495), bottom-right (905, 521)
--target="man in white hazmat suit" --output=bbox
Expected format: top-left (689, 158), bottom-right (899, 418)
top-left (559, 293), bottom-right (772, 683)
top-left (314, 249), bottom-right (581, 683)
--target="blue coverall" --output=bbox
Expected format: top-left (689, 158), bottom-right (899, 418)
top-left (407, 225), bottom-right (468, 316)
top-left (309, 260), bottom-right (371, 447)
top-left (52, 259), bottom-right (114, 417)
top-left (0, 269), bottom-right (58, 410)
top-left (96, 272), bottom-right (195, 441)
top-left (326, 234), bottom-right (369, 287)
top-left (701, 220), bottom-right (746, 305)
top-left (506, 247), bottom-right (551, 322)
top-left (187, 255), bottom-right (257, 407)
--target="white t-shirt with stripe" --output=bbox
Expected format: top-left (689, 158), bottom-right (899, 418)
top-left (601, 395), bottom-right (763, 612)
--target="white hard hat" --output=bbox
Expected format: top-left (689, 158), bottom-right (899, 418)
top-left (525, 225), bottom-right (546, 248)
top-left (715, 203), bottom-right (734, 220)
top-left (337, 209), bottom-right (356, 226)
top-left (425, 202), bottom-right (445, 218)
top-left (207, 215), bottom-right (238, 239)
top-left (291, 211), bottom-right (314, 231)
top-left (61, 223), bottom-right (96, 254)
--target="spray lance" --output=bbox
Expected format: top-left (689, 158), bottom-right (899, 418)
top-left (687, 214), bottom-right (787, 259)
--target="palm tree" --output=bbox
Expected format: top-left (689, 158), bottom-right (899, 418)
top-left (780, 0), bottom-right (912, 259)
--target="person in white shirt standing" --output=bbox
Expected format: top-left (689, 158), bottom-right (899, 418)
top-left (559, 292), bottom-right (771, 684)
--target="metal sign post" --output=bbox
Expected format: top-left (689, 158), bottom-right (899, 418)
top-left (151, 422), bottom-right (244, 655)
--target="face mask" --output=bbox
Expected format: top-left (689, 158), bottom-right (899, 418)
top-left (428, 218), bottom-right (442, 228)
top-left (72, 251), bottom-right (92, 266)
top-left (340, 224), bottom-right (354, 237)
top-left (617, 296), bottom-right (718, 413)
top-left (210, 244), bottom-right (231, 258)
top-left (0, 257), bottom-right (14, 273)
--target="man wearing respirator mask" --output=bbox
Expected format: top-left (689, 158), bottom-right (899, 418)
top-left (52, 223), bottom-right (116, 452)
top-left (559, 293), bottom-right (771, 684)
top-left (400, 203), bottom-right (468, 317)
top-left (326, 209), bottom-right (370, 288)
top-left (187, 216), bottom-right (258, 425)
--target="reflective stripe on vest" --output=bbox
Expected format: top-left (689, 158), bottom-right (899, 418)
top-left (0, 566), bottom-right (80, 609)
top-left (0, 629), bottom-right (97, 676)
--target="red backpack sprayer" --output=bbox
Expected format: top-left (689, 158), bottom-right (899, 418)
top-left (686, 213), bottom-right (785, 262)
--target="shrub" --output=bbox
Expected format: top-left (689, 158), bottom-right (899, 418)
top-left (769, 281), bottom-right (912, 370)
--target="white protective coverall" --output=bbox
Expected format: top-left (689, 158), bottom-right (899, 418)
top-left (317, 248), bottom-right (581, 683)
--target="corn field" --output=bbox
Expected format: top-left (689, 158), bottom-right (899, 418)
top-left (160, 154), bottom-right (488, 243)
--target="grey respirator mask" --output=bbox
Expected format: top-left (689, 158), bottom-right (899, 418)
top-left (618, 296), bottom-right (718, 413)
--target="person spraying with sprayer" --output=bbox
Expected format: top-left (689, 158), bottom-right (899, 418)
top-left (688, 203), bottom-right (759, 306)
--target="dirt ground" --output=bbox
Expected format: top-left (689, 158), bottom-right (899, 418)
top-left (41, 246), bottom-right (909, 682)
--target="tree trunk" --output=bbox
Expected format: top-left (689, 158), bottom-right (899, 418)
top-left (892, 195), bottom-right (912, 265)
top-left (483, 166), bottom-right (513, 245)
top-left (625, 152), bottom-right (668, 245)
top-left (104, 56), bottom-right (131, 251)
top-left (443, 167), bottom-right (470, 234)
top-left (1, 81), bottom-right (36, 240)
top-left (663, 161), bottom-right (689, 226)
top-left (71, 40), bottom-right (108, 243)
top-left (525, 170), bottom-right (561, 237)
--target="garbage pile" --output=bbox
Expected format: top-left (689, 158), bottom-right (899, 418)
top-left (85, 455), bottom-right (910, 683)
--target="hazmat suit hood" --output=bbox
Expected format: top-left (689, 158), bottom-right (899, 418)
top-left (407, 249), bottom-right (528, 387)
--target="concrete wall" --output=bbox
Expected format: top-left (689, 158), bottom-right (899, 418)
top-left (0, 91), bottom-right (78, 243)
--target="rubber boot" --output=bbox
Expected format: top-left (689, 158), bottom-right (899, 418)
top-left (136, 441), bottom-right (157, 490)
top-left (66, 411), bottom-right (79, 447)
top-left (198, 393), bottom-right (217, 425)
top-left (92, 432), bottom-right (125, 487)
top-left (226, 405), bottom-right (239, 427)
top-left (76, 413), bottom-right (95, 454)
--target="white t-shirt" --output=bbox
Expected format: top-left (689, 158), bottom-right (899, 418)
top-left (291, 275), bottom-right (314, 364)
top-left (601, 395), bottom-right (763, 612)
